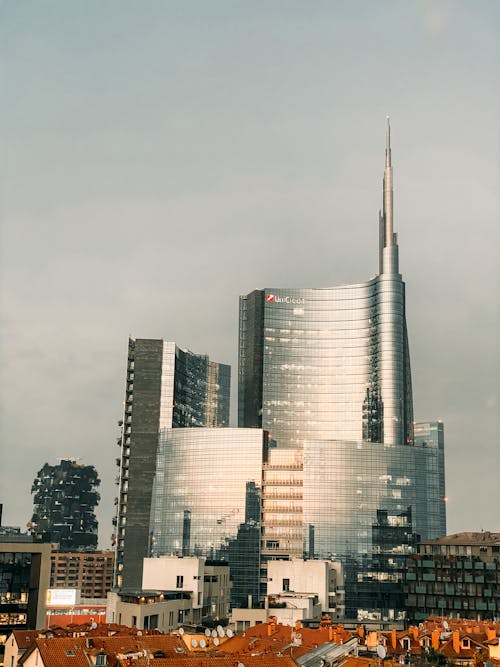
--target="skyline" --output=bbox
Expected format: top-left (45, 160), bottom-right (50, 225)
top-left (1, 1), bottom-right (499, 544)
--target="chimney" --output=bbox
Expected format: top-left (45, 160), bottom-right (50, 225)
top-left (391, 630), bottom-right (397, 649)
top-left (452, 631), bottom-right (460, 654)
top-left (485, 628), bottom-right (495, 642)
top-left (432, 630), bottom-right (440, 650)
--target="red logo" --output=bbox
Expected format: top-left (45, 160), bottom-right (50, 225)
top-left (266, 294), bottom-right (275, 302)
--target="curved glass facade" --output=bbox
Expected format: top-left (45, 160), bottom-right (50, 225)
top-left (149, 428), bottom-right (266, 607)
top-left (240, 278), bottom-right (413, 449)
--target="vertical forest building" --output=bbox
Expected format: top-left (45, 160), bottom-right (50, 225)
top-left (30, 460), bottom-right (100, 551)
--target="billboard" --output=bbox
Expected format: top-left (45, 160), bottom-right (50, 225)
top-left (46, 588), bottom-right (80, 606)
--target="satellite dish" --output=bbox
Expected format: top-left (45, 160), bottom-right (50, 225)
top-left (226, 628), bottom-right (234, 638)
top-left (137, 631), bottom-right (142, 636)
top-left (212, 629), bottom-right (218, 638)
top-left (217, 626), bottom-right (224, 637)
top-left (90, 621), bottom-right (97, 630)
top-left (191, 639), bottom-right (198, 648)
top-left (179, 628), bottom-right (185, 635)
top-left (200, 639), bottom-right (206, 648)
top-left (443, 621), bottom-right (449, 630)
top-left (238, 663), bottom-right (245, 667)
top-left (214, 637), bottom-right (220, 646)
top-left (205, 628), bottom-right (211, 637)
top-left (377, 645), bottom-right (387, 660)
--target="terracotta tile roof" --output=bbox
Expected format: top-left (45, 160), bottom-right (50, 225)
top-left (11, 629), bottom-right (39, 649)
top-left (124, 657), bottom-right (297, 667)
top-left (25, 637), bottom-right (90, 667)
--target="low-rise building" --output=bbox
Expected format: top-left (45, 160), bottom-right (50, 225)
top-left (267, 559), bottom-right (344, 619)
top-left (405, 531), bottom-right (500, 620)
top-left (106, 589), bottom-right (193, 632)
top-left (106, 556), bottom-right (231, 633)
top-left (141, 556), bottom-right (230, 623)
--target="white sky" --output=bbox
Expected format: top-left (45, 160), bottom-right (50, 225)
top-left (1, 1), bottom-right (499, 545)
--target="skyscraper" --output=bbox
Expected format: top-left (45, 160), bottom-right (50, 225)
top-left (114, 338), bottom-right (230, 589)
top-left (239, 119), bottom-right (412, 448)
top-left (114, 122), bottom-right (446, 620)
top-left (238, 120), bottom-right (446, 618)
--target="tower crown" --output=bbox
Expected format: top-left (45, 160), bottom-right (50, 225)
top-left (379, 117), bottom-right (399, 274)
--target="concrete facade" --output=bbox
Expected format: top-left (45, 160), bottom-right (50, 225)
top-left (267, 559), bottom-right (344, 619)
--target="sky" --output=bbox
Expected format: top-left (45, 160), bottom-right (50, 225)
top-left (1, 1), bottom-right (499, 547)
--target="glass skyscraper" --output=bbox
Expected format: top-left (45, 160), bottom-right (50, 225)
top-left (149, 428), bottom-right (266, 607)
top-left (114, 338), bottom-right (230, 589)
top-left (238, 120), bottom-right (446, 619)
top-left (115, 122), bottom-right (446, 620)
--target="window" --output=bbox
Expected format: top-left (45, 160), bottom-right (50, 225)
top-left (131, 615), bottom-right (137, 627)
top-left (282, 578), bottom-right (290, 592)
top-left (144, 614), bottom-right (158, 630)
top-left (176, 575), bottom-right (184, 588)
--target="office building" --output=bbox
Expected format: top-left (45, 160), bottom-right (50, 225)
top-left (114, 338), bottom-right (230, 589)
top-left (50, 550), bottom-right (114, 599)
top-left (29, 460), bottom-right (100, 551)
top-left (238, 120), bottom-right (446, 619)
top-left (413, 421), bottom-right (447, 538)
top-left (405, 531), bottom-right (500, 620)
top-left (0, 537), bottom-right (51, 662)
top-left (148, 428), bottom-right (266, 608)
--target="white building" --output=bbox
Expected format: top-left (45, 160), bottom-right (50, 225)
top-left (107, 556), bottom-right (230, 632)
top-left (267, 559), bottom-right (344, 619)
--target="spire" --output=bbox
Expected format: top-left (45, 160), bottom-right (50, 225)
top-left (383, 116), bottom-right (393, 245)
top-left (386, 116), bottom-right (391, 166)
top-left (379, 116), bottom-right (398, 274)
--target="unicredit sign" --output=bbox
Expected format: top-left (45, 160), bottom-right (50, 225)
top-left (266, 293), bottom-right (305, 305)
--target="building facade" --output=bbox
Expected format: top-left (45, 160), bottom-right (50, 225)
top-left (29, 460), bottom-right (100, 551)
top-left (405, 532), bottom-right (500, 620)
top-left (238, 120), bottom-right (446, 619)
top-left (114, 338), bottom-right (230, 590)
top-left (50, 550), bottom-right (114, 599)
top-left (0, 538), bottom-right (51, 662)
top-left (148, 428), bottom-right (266, 608)
top-left (413, 421), bottom-right (446, 539)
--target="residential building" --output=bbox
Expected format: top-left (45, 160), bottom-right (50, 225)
top-left (29, 459), bottom-right (100, 550)
top-left (405, 531), bottom-right (500, 620)
top-left (50, 550), bottom-right (114, 598)
top-left (114, 338), bottom-right (230, 589)
top-left (237, 120), bottom-right (446, 619)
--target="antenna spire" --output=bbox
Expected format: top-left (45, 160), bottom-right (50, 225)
top-left (386, 116), bottom-right (391, 166)
top-left (379, 116), bottom-right (398, 274)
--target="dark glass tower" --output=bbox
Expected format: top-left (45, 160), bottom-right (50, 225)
top-left (114, 338), bottom-right (230, 589)
top-left (238, 120), bottom-right (446, 620)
